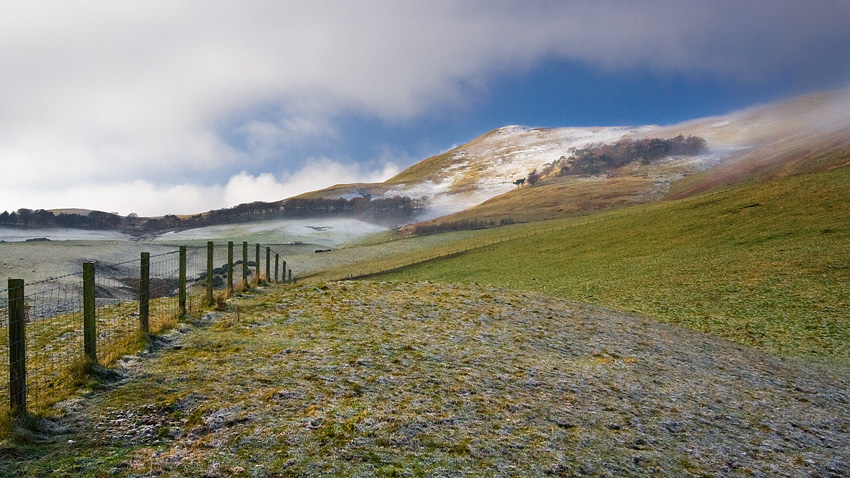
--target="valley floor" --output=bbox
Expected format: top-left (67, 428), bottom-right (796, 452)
top-left (3, 281), bottom-right (849, 477)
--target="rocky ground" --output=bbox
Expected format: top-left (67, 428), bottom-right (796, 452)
top-left (3, 280), bottom-right (849, 477)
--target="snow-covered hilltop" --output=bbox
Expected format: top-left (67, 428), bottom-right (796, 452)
top-left (381, 125), bottom-right (659, 218)
top-left (302, 88), bottom-right (850, 224)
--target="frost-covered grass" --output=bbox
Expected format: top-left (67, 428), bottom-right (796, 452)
top-left (0, 241), bottom-right (183, 289)
top-left (152, 217), bottom-right (388, 247)
top-left (3, 281), bottom-right (848, 476)
top-left (0, 293), bottom-right (196, 426)
top-left (0, 228), bottom-right (131, 242)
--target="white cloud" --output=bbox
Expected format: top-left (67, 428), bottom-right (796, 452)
top-left (222, 158), bottom-right (402, 208)
top-left (1, 1), bottom-right (847, 215)
top-left (0, 157), bottom-right (400, 217)
top-left (0, 180), bottom-right (217, 218)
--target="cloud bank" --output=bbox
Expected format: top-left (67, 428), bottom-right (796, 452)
top-left (1, 0), bottom-right (848, 215)
top-left (1, 158), bottom-right (400, 217)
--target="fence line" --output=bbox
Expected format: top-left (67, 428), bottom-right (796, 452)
top-left (2, 241), bottom-right (295, 421)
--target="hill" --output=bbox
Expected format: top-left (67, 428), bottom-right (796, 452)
top-left (289, 89), bottom-right (850, 233)
top-left (370, 163), bottom-right (850, 361)
top-left (3, 89), bottom-right (848, 240)
top-left (398, 89), bottom-right (850, 232)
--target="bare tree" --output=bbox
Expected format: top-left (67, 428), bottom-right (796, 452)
top-left (526, 169), bottom-right (540, 186)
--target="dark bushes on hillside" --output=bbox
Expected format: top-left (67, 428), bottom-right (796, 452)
top-left (556, 135), bottom-right (707, 177)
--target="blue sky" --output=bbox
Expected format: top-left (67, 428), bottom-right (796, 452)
top-left (333, 59), bottom-right (834, 162)
top-left (1, 1), bottom-right (849, 216)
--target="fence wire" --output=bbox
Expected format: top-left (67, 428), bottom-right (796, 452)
top-left (1, 287), bottom-right (9, 416)
top-left (268, 245), bottom-right (295, 284)
top-left (2, 242), bottom-right (289, 418)
top-left (0, 279), bottom-right (86, 414)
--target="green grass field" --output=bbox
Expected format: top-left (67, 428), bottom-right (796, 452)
top-left (376, 165), bottom-right (850, 361)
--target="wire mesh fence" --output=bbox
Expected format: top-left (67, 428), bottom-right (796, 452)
top-left (0, 278), bottom-right (83, 414)
top-left (1, 241), bottom-right (296, 419)
top-left (1, 285), bottom-right (11, 416)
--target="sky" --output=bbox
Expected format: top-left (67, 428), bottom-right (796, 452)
top-left (1, 0), bottom-right (849, 217)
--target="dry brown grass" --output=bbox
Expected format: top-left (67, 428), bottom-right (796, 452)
top-left (411, 174), bottom-right (658, 230)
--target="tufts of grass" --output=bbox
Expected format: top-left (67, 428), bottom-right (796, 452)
top-left (213, 293), bottom-right (228, 311)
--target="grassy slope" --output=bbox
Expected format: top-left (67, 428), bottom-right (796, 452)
top-left (385, 149), bottom-right (457, 184)
top-left (5, 283), bottom-right (849, 476)
top-left (668, 126), bottom-right (850, 200)
top-left (378, 165), bottom-right (850, 361)
top-left (408, 175), bottom-right (657, 229)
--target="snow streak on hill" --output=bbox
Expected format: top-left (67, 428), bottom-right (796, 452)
top-left (375, 125), bottom-right (688, 219)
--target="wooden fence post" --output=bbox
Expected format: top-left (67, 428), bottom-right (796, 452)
top-left (255, 243), bottom-right (260, 285)
top-left (140, 252), bottom-right (150, 334)
top-left (266, 247), bottom-right (270, 283)
top-left (206, 242), bottom-right (214, 306)
top-left (8, 278), bottom-right (26, 416)
top-left (282, 261), bottom-right (287, 284)
top-left (178, 246), bottom-right (187, 317)
top-left (83, 262), bottom-right (97, 362)
top-left (227, 241), bottom-right (234, 294)
top-left (288, 269), bottom-right (293, 284)
top-left (242, 241), bottom-right (248, 288)
top-left (275, 254), bottom-right (279, 283)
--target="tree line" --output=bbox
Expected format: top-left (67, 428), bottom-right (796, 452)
top-left (0, 209), bottom-right (124, 229)
top-left (518, 135), bottom-right (708, 185)
top-left (404, 217), bottom-right (517, 236)
top-left (1, 194), bottom-right (425, 234)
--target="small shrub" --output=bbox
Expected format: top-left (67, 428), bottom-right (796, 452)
top-left (214, 294), bottom-right (227, 311)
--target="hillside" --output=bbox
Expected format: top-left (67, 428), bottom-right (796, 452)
top-left (297, 88), bottom-right (850, 231)
top-left (301, 125), bottom-right (674, 221)
top-left (4, 282), bottom-right (849, 476)
top-left (667, 124), bottom-right (850, 199)
top-left (373, 164), bottom-right (850, 361)
top-left (402, 151), bottom-right (716, 232)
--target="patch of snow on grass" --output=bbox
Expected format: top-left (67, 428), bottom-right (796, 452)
top-left (0, 227), bottom-right (132, 242)
top-left (428, 126), bottom-right (658, 207)
top-left (154, 217), bottom-right (388, 247)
